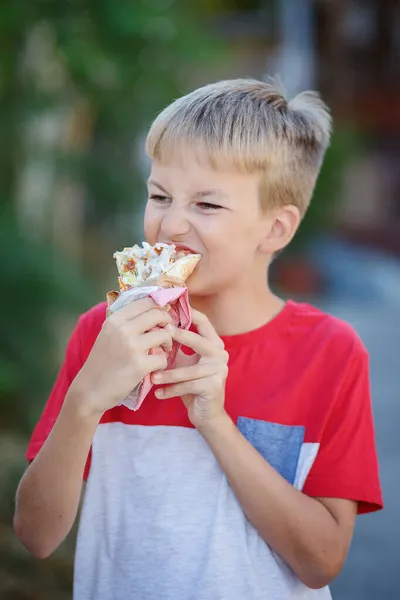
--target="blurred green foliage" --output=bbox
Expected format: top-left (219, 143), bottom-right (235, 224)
top-left (0, 213), bottom-right (84, 430)
top-left (0, 1), bottom-right (221, 597)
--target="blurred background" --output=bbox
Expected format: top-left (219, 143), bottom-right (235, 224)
top-left (0, 0), bottom-right (399, 598)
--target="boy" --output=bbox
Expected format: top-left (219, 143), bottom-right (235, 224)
top-left (14, 79), bottom-right (383, 600)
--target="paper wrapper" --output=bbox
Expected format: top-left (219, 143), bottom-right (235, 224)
top-left (106, 278), bottom-right (192, 411)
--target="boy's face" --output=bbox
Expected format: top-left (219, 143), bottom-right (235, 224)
top-left (144, 155), bottom-right (277, 297)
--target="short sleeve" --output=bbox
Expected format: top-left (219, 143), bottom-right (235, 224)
top-left (303, 341), bottom-right (383, 514)
top-left (26, 314), bottom-right (92, 480)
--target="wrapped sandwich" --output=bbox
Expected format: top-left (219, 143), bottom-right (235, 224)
top-left (107, 242), bottom-right (201, 410)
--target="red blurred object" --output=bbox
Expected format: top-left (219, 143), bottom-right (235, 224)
top-left (274, 256), bottom-right (324, 296)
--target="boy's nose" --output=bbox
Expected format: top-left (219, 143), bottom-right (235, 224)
top-left (159, 207), bottom-right (191, 239)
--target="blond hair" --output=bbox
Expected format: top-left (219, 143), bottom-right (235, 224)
top-left (145, 78), bottom-right (332, 215)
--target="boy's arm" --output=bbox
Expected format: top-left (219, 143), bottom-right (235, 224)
top-left (157, 310), bottom-right (382, 590)
top-left (15, 299), bottom-right (173, 558)
top-left (199, 415), bottom-right (357, 590)
top-left (14, 390), bottom-right (100, 558)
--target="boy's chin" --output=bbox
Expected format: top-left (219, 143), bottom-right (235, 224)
top-left (185, 272), bottom-right (205, 296)
top-left (185, 277), bottom-right (201, 296)
top-left (185, 274), bottom-right (221, 298)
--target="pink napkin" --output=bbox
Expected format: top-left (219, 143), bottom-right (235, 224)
top-left (121, 286), bottom-right (191, 410)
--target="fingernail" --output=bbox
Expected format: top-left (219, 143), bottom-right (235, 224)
top-left (152, 372), bottom-right (163, 383)
top-left (165, 304), bottom-right (171, 312)
top-left (166, 324), bottom-right (176, 332)
top-left (155, 388), bottom-right (164, 398)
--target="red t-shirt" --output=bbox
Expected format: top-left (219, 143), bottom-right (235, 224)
top-left (27, 299), bottom-right (383, 514)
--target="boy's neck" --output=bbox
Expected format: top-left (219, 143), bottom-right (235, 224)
top-left (190, 284), bottom-right (286, 337)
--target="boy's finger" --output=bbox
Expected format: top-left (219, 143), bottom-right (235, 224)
top-left (166, 325), bottom-right (216, 356)
top-left (155, 379), bottom-right (207, 399)
top-left (118, 297), bottom-right (158, 319)
top-left (161, 338), bottom-right (173, 353)
top-left (146, 352), bottom-right (168, 373)
top-left (190, 309), bottom-right (223, 345)
top-left (139, 329), bottom-right (172, 352)
top-left (131, 308), bottom-right (172, 335)
top-left (116, 299), bottom-right (171, 320)
top-left (152, 362), bottom-right (215, 385)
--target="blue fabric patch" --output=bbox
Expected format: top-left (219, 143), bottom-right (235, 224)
top-left (237, 417), bottom-right (305, 485)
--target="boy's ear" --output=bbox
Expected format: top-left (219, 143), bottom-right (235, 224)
top-left (258, 205), bottom-right (301, 254)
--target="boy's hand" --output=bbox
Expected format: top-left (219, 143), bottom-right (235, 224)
top-left (70, 298), bottom-right (173, 418)
top-left (151, 309), bottom-right (229, 430)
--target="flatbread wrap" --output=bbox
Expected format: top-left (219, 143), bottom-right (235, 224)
top-left (107, 242), bottom-right (201, 410)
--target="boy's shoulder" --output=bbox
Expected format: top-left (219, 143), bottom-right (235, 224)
top-left (80, 300), bottom-right (108, 326)
top-left (288, 299), bottom-right (367, 357)
top-left (76, 301), bottom-right (108, 356)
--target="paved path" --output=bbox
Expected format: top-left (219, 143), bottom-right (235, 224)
top-left (318, 299), bottom-right (399, 600)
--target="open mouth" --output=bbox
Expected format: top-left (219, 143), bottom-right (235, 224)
top-left (158, 241), bottom-right (199, 258)
top-left (171, 244), bottom-right (199, 258)
top-left (175, 248), bottom-right (193, 259)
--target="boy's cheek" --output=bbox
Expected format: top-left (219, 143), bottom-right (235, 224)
top-left (143, 214), bottom-right (159, 245)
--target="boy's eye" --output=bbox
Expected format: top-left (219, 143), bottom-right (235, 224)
top-left (197, 202), bottom-right (222, 211)
top-left (150, 194), bottom-right (170, 203)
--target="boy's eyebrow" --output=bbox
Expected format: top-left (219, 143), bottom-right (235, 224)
top-left (147, 180), bottom-right (171, 195)
top-left (192, 189), bottom-right (228, 200)
top-left (148, 180), bottom-right (228, 200)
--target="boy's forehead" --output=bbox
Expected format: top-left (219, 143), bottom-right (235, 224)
top-left (148, 158), bottom-right (259, 196)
